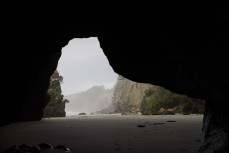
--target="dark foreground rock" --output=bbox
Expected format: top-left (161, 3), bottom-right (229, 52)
top-left (3, 143), bottom-right (71, 153)
top-left (78, 112), bottom-right (86, 115)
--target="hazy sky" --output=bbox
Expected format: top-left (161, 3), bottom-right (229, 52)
top-left (57, 37), bottom-right (118, 96)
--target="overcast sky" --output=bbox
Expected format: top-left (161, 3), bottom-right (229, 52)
top-left (57, 37), bottom-right (118, 96)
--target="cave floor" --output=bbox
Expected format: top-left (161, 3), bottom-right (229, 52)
top-left (0, 114), bottom-right (203, 153)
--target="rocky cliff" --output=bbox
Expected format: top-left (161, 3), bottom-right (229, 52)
top-left (112, 76), bottom-right (153, 113)
top-left (113, 76), bottom-right (205, 115)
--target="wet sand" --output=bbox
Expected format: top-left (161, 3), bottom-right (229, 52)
top-left (0, 114), bottom-right (203, 153)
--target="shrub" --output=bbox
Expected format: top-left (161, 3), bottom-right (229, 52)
top-left (145, 86), bottom-right (205, 114)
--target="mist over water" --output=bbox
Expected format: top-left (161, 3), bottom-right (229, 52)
top-left (57, 37), bottom-right (118, 114)
top-left (65, 85), bottom-right (114, 115)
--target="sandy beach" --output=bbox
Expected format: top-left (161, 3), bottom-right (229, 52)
top-left (0, 114), bottom-right (203, 153)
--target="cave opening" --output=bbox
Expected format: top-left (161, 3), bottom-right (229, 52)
top-left (43, 37), bottom-right (118, 117)
top-left (28, 37), bottom-right (205, 153)
top-left (0, 35), bottom-right (206, 152)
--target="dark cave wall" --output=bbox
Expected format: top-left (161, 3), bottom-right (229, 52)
top-left (1, 3), bottom-right (229, 100)
top-left (0, 2), bottom-right (228, 120)
top-left (97, 5), bottom-right (229, 100)
top-left (1, 3), bottom-right (229, 152)
top-left (0, 51), bottom-right (61, 124)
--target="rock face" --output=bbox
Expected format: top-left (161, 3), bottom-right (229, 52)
top-left (112, 76), bottom-right (153, 113)
top-left (113, 75), bottom-right (204, 115)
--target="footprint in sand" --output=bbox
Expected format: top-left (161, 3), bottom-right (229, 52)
top-left (150, 122), bottom-right (165, 125)
top-left (134, 136), bottom-right (138, 139)
top-left (179, 148), bottom-right (188, 152)
top-left (114, 143), bottom-right (122, 151)
top-left (194, 139), bottom-right (201, 142)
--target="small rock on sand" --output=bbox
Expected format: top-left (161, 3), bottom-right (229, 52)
top-left (167, 120), bottom-right (176, 122)
top-left (137, 125), bottom-right (145, 128)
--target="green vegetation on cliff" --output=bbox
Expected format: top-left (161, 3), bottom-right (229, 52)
top-left (43, 70), bottom-right (69, 117)
top-left (141, 87), bottom-right (205, 115)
